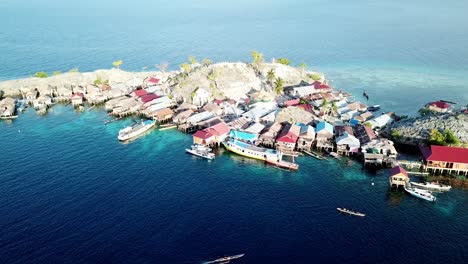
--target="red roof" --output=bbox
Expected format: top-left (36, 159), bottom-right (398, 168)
top-left (427, 101), bottom-right (449, 109)
top-left (284, 99), bottom-right (300, 107)
top-left (390, 166), bottom-right (408, 177)
top-left (134, 89), bottom-right (147, 97)
top-left (213, 99), bottom-right (223, 105)
top-left (276, 124), bottom-right (300, 144)
top-left (140, 93), bottom-right (159, 103)
top-left (205, 121), bottom-right (230, 136)
top-left (317, 83), bottom-right (330, 89)
top-left (71, 92), bottom-right (84, 98)
top-left (297, 103), bottom-right (312, 112)
top-left (364, 126), bottom-right (377, 139)
top-left (310, 81), bottom-right (330, 90)
top-left (148, 77), bottom-right (160, 84)
top-left (421, 145), bottom-right (468, 164)
top-left (193, 130), bottom-right (213, 140)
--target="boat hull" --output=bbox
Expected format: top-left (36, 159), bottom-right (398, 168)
top-left (118, 121), bottom-right (156, 141)
top-left (410, 182), bottom-right (451, 191)
top-left (185, 149), bottom-right (215, 160)
top-left (222, 141), bottom-right (280, 162)
top-left (404, 187), bottom-right (436, 202)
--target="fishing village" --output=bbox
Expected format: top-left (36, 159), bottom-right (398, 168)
top-left (1, 55), bottom-right (467, 205)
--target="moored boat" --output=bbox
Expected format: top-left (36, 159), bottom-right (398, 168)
top-left (368, 105), bottom-right (381, 112)
top-left (222, 139), bottom-right (299, 170)
top-left (185, 144), bottom-right (215, 160)
top-left (118, 119), bottom-right (156, 141)
top-left (404, 185), bottom-right (436, 202)
top-left (337, 207), bottom-right (365, 217)
top-left (410, 181), bottom-right (451, 191)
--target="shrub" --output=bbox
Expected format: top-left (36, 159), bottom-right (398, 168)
top-left (112, 60), bottom-right (123, 69)
top-left (276, 58), bottom-right (290, 65)
top-left (310, 73), bottom-right (321, 81)
top-left (364, 122), bottom-right (372, 128)
top-left (418, 107), bottom-right (435, 116)
top-left (52, 71), bottom-right (61, 76)
top-left (444, 129), bottom-right (459, 145)
top-left (34, 71), bottom-right (48, 78)
top-left (69, 68), bottom-right (79, 73)
top-left (94, 76), bottom-right (103, 85)
top-left (391, 130), bottom-right (402, 139)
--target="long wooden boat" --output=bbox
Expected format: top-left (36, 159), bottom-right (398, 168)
top-left (337, 207), bottom-right (365, 217)
top-left (222, 139), bottom-right (299, 170)
top-left (303, 150), bottom-right (325, 160)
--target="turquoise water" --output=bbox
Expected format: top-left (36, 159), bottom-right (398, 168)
top-left (1, 105), bottom-right (467, 263)
top-left (1, 0), bottom-right (468, 114)
top-left (1, 0), bottom-right (468, 263)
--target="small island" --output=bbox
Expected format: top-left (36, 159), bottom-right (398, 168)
top-left (1, 53), bottom-right (467, 182)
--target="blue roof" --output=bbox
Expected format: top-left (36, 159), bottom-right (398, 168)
top-left (316, 121), bottom-right (333, 133)
top-left (229, 130), bottom-right (258, 141)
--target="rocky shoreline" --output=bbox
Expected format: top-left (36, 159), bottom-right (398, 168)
top-left (382, 112), bottom-right (468, 147)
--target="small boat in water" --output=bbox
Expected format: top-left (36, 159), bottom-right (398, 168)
top-left (367, 105), bottom-right (380, 112)
top-left (185, 144), bottom-right (215, 160)
top-left (404, 185), bottom-right (436, 202)
top-left (118, 119), bottom-right (156, 141)
top-left (204, 254), bottom-right (245, 264)
top-left (337, 208), bottom-right (365, 217)
top-left (410, 181), bottom-right (451, 191)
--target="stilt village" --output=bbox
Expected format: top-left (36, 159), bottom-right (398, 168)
top-left (1, 60), bottom-right (467, 192)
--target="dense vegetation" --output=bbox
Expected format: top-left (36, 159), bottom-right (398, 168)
top-left (430, 129), bottom-right (459, 146)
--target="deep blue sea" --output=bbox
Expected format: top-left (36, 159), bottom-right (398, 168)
top-left (1, 1), bottom-right (468, 263)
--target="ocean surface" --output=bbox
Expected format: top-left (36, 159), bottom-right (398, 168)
top-left (1, 0), bottom-right (468, 263)
top-left (1, 106), bottom-right (468, 264)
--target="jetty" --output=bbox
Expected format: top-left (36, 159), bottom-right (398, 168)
top-left (303, 150), bottom-right (325, 160)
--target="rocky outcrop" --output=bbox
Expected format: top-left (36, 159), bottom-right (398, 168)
top-left (275, 106), bottom-right (315, 124)
top-left (383, 112), bottom-right (468, 146)
top-left (170, 62), bottom-right (313, 102)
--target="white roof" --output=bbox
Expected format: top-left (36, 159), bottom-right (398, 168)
top-left (336, 132), bottom-right (360, 147)
top-left (369, 114), bottom-right (393, 129)
top-left (186, 111), bottom-right (214, 124)
top-left (145, 85), bottom-right (161, 93)
top-left (291, 85), bottom-right (317, 97)
top-left (243, 122), bottom-right (266, 134)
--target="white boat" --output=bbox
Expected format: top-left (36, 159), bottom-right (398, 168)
top-left (118, 119), bottom-right (156, 141)
top-left (404, 185), bottom-right (436, 202)
top-left (410, 181), bottom-right (451, 191)
top-left (185, 144), bottom-right (215, 160)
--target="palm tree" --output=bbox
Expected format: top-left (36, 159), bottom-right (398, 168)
top-left (112, 60), bottom-right (123, 69)
top-left (189, 55), bottom-right (197, 65)
top-left (267, 69), bottom-right (275, 85)
top-left (331, 101), bottom-right (338, 116)
top-left (299, 62), bottom-right (307, 77)
top-left (274, 77), bottom-right (284, 95)
top-left (321, 98), bottom-right (329, 115)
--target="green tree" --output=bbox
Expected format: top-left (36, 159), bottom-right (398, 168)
top-left (34, 71), bottom-right (48, 78)
top-left (276, 58), bottom-right (290, 65)
top-left (364, 122), bottom-right (372, 128)
top-left (444, 129), bottom-right (459, 145)
top-left (430, 129), bottom-right (445, 145)
top-left (52, 71), bottom-right (61, 76)
top-left (69, 67), bottom-right (79, 73)
top-left (251, 50), bottom-right (264, 65)
top-left (112, 60), bottom-right (123, 69)
top-left (266, 69), bottom-right (275, 85)
top-left (331, 101), bottom-right (338, 115)
top-left (189, 55), bottom-right (197, 65)
top-left (181, 63), bottom-right (191, 73)
top-left (391, 130), bottom-right (402, 139)
top-left (94, 76), bottom-right (103, 85)
top-left (274, 77), bottom-right (284, 95)
top-left (202, 58), bottom-right (212, 67)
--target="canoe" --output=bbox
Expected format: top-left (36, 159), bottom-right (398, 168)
top-left (337, 207), bottom-right (365, 217)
